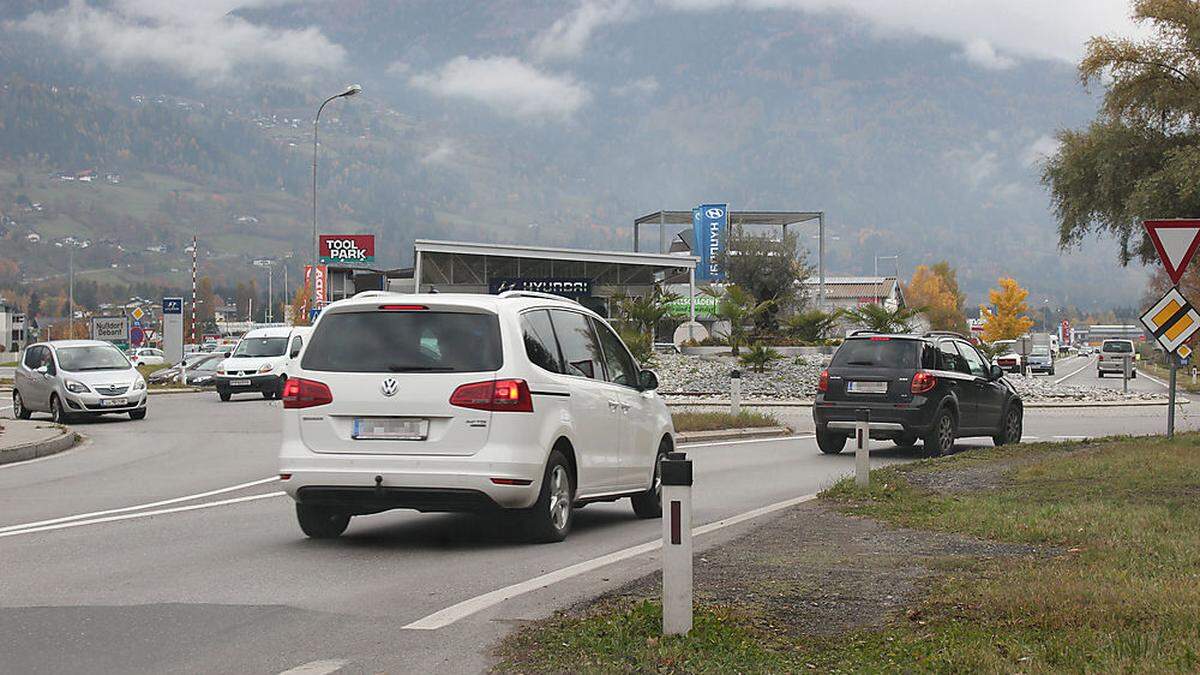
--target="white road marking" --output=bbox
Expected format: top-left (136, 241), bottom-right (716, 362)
top-left (1053, 356), bottom-right (1095, 385)
top-left (0, 491), bottom-right (286, 539)
top-left (402, 493), bottom-right (818, 630)
top-left (277, 659), bottom-right (349, 675)
top-left (1021, 436), bottom-right (1039, 441)
top-left (680, 434), bottom-right (814, 449)
top-left (0, 476), bottom-right (280, 534)
top-left (1139, 370), bottom-right (1170, 389)
top-left (1053, 435), bottom-right (1088, 440)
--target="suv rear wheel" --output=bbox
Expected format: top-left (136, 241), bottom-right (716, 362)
top-left (523, 450), bottom-right (574, 542)
top-left (923, 408), bottom-right (956, 457)
top-left (817, 430), bottom-right (847, 454)
top-left (993, 405), bottom-right (1022, 446)
top-left (296, 503), bottom-right (350, 539)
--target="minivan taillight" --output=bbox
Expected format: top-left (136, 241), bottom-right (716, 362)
top-left (818, 370), bottom-right (829, 392)
top-left (450, 379), bottom-right (534, 412)
top-left (282, 377), bottom-right (333, 408)
top-left (911, 371), bottom-right (937, 394)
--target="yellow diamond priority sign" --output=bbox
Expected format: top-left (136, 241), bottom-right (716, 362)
top-left (1178, 344), bottom-right (1192, 361)
top-left (1140, 287), bottom-right (1200, 353)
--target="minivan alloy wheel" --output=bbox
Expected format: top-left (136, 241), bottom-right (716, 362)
top-left (548, 465), bottom-right (570, 531)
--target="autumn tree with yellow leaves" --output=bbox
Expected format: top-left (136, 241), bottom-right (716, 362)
top-left (905, 262), bottom-right (967, 333)
top-left (980, 277), bottom-right (1035, 341)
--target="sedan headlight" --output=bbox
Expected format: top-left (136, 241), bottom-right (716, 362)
top-left (133, 378), bottom-right (147, 391)
top-left (64, 379), bottom-right (90, 394)
top-left (257, 363), bottom-right (274, 374)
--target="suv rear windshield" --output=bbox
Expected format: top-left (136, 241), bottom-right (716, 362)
top-left (1102, 341), bottom-right (1133, 353)
top-left (301, 310), bottom-right (502, 373)
top-left (830, 338), bottom-right (918, 369)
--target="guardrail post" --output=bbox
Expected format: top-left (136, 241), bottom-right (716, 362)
top-left (661, 451), bottom-right (693, 636)
top-left (729, 369), bottom-right (741, 416)
top-left (855, 408), bottom-right (870, 488)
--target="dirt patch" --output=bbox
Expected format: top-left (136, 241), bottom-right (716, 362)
top-left (563, 501), bottom-right (1043, 640)
top-left (899, 444), bottom-right (1096, 493)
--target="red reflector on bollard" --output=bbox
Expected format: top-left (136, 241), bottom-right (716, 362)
top-left (670, 500), bottom-right (681, 544)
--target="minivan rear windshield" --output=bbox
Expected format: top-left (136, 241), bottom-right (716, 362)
top-left (830, 338), bottom-right (918, 369)
top-left (1102, 342), bottom-right (1133, 353)
top-left (301, 311), bottom-right (503, 373)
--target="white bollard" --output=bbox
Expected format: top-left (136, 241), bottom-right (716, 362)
top-left (855, 408), bottom-right (870, 488)
top-left (661, 452), bottom-right (693, 636)
top-left (729, 369), bottom-right (741, 416)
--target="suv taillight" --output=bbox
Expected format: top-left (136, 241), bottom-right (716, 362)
top-left (282, 378), bottom-right (333, 408)
top-left (818, 369), bottom-right (829, 392)
top-left (450, 379), bottom-right (534, 412)
top-left (911, 371), bottom-right (937, 394)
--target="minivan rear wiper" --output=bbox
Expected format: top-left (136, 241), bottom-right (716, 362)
top-left (845, 360), bottom-right (877, 366)
top-left (386, 364), bottom-right (455, 372)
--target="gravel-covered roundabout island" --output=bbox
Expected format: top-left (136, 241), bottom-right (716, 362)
top-left (652, 352), bottom-right (1167, 403)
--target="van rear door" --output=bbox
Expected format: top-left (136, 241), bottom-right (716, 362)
top-left (295, 305), bottom-right (505, 456)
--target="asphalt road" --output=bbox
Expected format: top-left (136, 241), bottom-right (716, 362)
top-left (0, 387), bottom-right (1193, 674)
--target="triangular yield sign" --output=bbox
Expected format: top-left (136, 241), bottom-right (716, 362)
top-left (1145, 220), bottom-right (1200, 285)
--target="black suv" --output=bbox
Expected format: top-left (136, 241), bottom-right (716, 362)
top-left (812, 332), bottom-right (1023, 456)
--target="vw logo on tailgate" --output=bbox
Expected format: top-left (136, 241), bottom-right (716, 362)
top-left (380, 378), bottom-right (399, 397)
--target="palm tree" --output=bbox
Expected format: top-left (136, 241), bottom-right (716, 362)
top-left (843, 302), bottom-right (923, 333)
top-left (613, 286), bottom-right (681, 335)
top-left (704, 284), bottom-right (773, 355)
top-left (782, 308), bottom-right (843, 343)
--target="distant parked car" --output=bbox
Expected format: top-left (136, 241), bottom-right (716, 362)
top-left (11, 340), bottom-right (148, 422)
top-left (128, 347), bottom-right (165, 366)
top-left (1026, 346), bottom-right (1055, 375)
top-left (147, 353), bottom-right (225, 386)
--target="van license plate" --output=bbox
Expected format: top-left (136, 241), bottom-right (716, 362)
top-left (353, 417), bottom-right (429, 441)
top-left (230, 379), bottom-right (251, 387)
top-left (101, 398), bottom-right (128, 407)
top-left (847, 381), bottom-right (887, 394)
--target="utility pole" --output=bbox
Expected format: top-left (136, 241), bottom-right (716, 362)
top-left (68, 245), bottom-right (75, 337)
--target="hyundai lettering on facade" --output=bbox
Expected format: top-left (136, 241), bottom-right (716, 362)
top-left (693, 203), bottom-right (728, 281)
top-left (488, 277), bottom-right (592, 298)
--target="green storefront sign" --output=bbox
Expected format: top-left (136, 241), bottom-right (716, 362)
top-left (666, 295), bottom-right (718, 318)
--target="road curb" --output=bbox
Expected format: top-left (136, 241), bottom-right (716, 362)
top-left (0, 424), bottom-right (79, 466)
top-left (675, 426), bottom-right (792, 444)
top-left (665, 398), bottom-right (1184, 409)
top-left (148, 388), bottom-right (206, 395)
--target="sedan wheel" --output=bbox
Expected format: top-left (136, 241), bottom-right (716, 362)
top-left (993, 406), bottom-right (1023, 446)
top-left (50, 395), bottom-right (70, 424)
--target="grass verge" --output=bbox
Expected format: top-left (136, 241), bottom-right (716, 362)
top-left (671, 410), bottom-right (782, 433)
top-left (496, 435), bottom-right (1200, 673)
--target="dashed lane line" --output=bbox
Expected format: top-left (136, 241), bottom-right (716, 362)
top-left (277, 660), bottom-right (349, 675)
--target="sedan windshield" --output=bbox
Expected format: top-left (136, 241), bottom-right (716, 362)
top-left (56, 345), bottom-right (131, 371)
top-left (232, 337), bottom-right (287, 357)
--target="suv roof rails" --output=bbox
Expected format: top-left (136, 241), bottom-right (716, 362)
top-left (497, 290), bottom-right (579, 304)
top-left (923, 330), bottom-right (969, 340)
top-left (847, 329), bottom-right (881, 337)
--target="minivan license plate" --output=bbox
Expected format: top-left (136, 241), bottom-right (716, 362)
top-left (353, 417), bottom-right (429, 441)
top-left (847, 381), bottom-right (887, 394)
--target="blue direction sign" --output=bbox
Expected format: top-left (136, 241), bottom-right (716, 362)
top-left (163, 297), bottom-right (183, 314)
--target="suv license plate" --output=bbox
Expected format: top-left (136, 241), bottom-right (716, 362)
top-left (101, 397), bottom-right (128, 407)
top-left (353, 417), bottom-right (429, 441)
top-left (847, 381), bottom-right (887, 394)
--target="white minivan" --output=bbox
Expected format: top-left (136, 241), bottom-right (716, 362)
top-left (215, 326), bottom-right (308, 400)
top-left (278, 291), bottom-right (675, 542)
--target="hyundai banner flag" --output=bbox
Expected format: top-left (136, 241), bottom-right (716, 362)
top-left (693, 203), bottom-right (728, 281)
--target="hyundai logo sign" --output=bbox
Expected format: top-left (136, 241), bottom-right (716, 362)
top-left (705, 207), bottom-right (724, 219)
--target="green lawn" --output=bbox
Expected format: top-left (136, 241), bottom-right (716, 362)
top-left (671, 410), bottom-right (782, 433)
top-left (497, 435), bottom-right (1200, 673)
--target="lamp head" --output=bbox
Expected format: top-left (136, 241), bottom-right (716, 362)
top-left (342, 84), bottom-right (362, 97)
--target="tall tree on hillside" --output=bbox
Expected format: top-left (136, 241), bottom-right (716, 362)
top-left (1043, 0), bottom-right (1200, 264)
top-left (905, 262), bottom-right (967, 332)
top-left (980, 277), bottom-right (1035, 341)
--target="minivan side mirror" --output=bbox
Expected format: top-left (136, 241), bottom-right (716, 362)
top-left (35, 364), bottom-right (49, 375)
top-left (989, 364), bottom-right (1003, 381)
top-left (290, 347), bottom-right (301, 358)
top-left (224, 351), bottom-right (232, 358)
top-left (638, 369), bottom-right (659, 391)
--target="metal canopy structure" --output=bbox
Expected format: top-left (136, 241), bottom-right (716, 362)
top-left (633, 210), bottom-right (827, 306)
top-left (412, 239), bottom-right (701, 330)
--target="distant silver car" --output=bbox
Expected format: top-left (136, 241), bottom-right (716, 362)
top-left (11, 340), bottom-right (148, 423)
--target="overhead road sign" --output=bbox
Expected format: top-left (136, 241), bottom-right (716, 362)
top-left (1144, 220), bottom-right (1200, 286)
top-left (1140, 287), bottom-right (1200, 353)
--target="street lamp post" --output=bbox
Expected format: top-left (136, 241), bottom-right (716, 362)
top-left (311, 84), bottom-right (362, 311)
